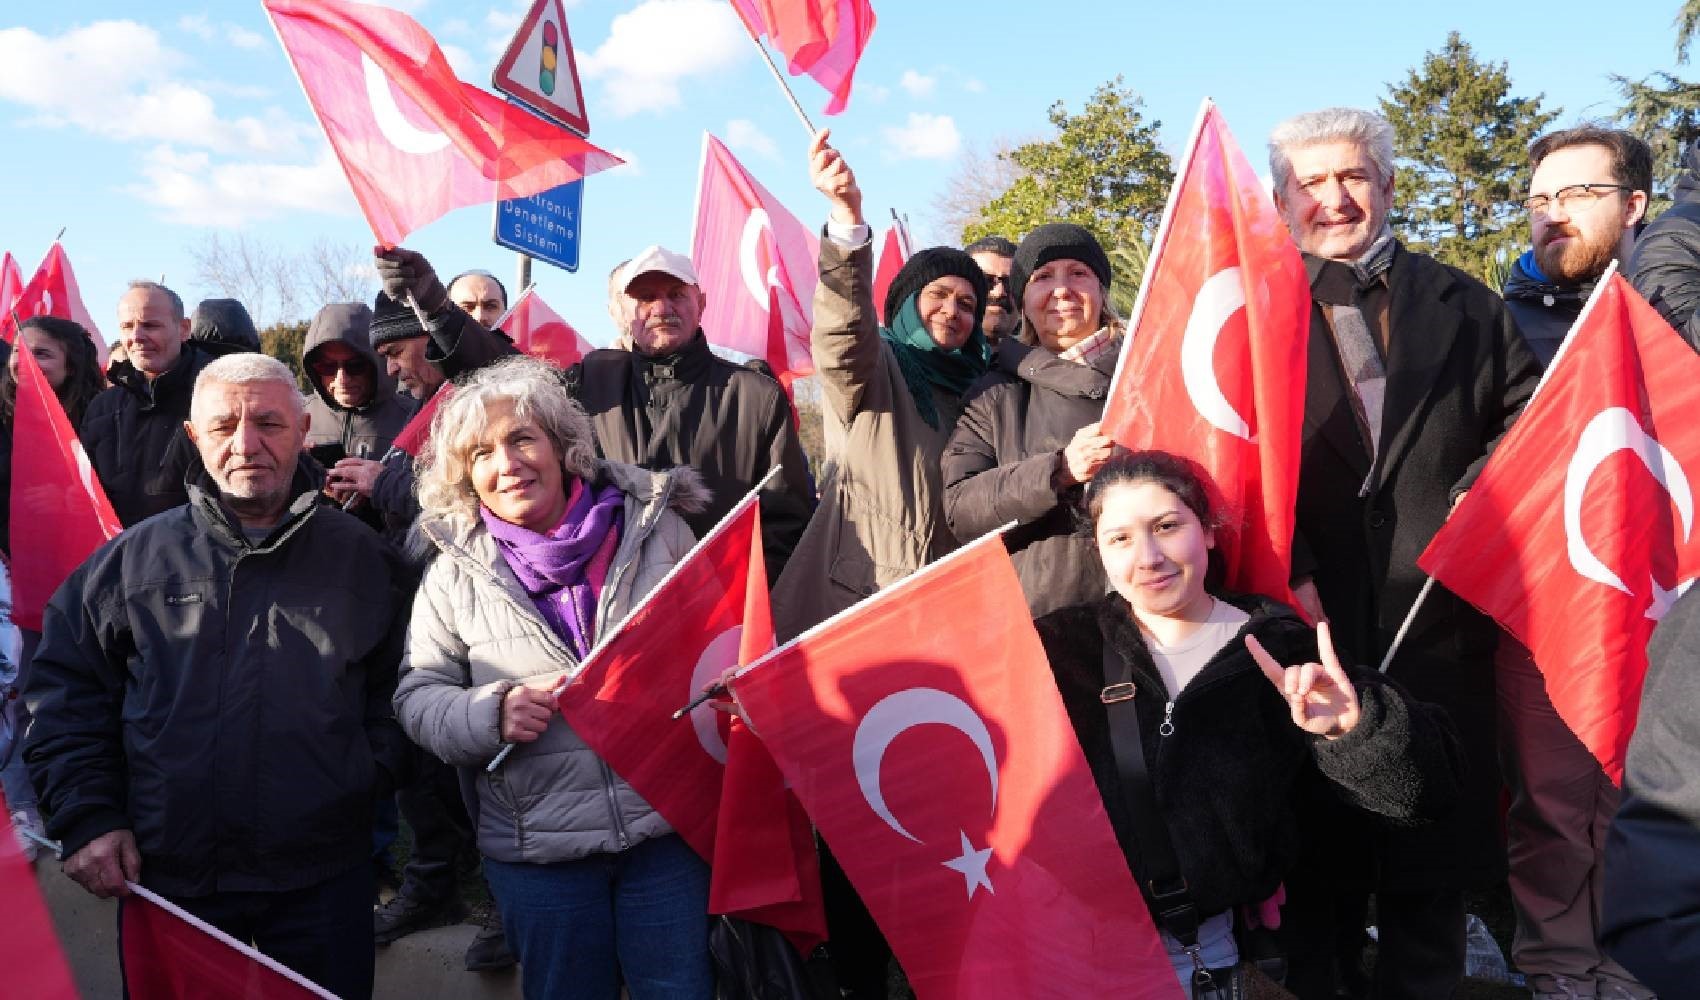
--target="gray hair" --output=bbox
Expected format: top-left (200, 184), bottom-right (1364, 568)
top-left (1268, 107), bottom-right (1396, 191)
top-left (191, 353), bottom-right (304, 421)
top-left (415, 355), bottom-right (599, 524)
top-left (125, 280), bottom-right (186, 323)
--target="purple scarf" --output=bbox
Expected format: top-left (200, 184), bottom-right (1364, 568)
top-left (482, 479), bottom-right (625, 658)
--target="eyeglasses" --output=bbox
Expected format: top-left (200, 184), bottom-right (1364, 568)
top-left (1522, 183), bottom-right (1633, 215)
top-left (310, 357), bottom-right (371, 378)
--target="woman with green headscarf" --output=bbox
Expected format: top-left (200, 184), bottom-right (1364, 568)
top-left (768, 125), bottom-right (990, 1000)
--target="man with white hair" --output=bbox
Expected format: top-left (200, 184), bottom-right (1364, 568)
top-left (1268, 107), bottom-right (1542, 999)
top-left (24, 354), bottom-right (412, 1000)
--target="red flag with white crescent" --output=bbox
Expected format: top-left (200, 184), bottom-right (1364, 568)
top-left (2, 244), bottom-right (109, 365)
top-left (871, 225), bottom-right (908, 325)
top-left (690, 134), bottom-right (818, 384)
top-left (10, 340), bottom-right (121, 631)
top-left (1421, 272), bottom-right (1700, 783)
top-left (729, 534), bottom-right (1182, 999)
top-left (0, 791), bottom-right (77, 999)
top-left (1101, 100), bottom-right (1310, 609)
top-left (728, 0), bottom-right (876, 115)
top-left (0, 252), bottom-right (22, 329)
top-left (498, 285), bottom-right (595, 369)
top-left (262, 0), bottom-right (622, 246)
top-left (121, 884), bottom-right (337, 999)
top-left (388, 382), bottom-right (453, 458)
top-left (555, 483), bottom-right (824, 949)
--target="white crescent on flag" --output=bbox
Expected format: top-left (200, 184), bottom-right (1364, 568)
top-left (1180, 267), bottom-right (1253, 442)
top-left (361, 53), bottom-right (451, 155)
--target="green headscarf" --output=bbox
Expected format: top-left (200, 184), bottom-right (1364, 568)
top-left (879, 295), bottom-right (991, 431)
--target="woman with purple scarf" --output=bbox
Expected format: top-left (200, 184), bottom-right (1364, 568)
top-left (394, 356), bottom-right (714, 1000)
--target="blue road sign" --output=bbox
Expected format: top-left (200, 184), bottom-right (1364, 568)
top-left (493, 179), bottom-right (583, 273)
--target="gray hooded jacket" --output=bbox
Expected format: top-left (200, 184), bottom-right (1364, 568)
top-left (302, 302), bottom-right (417, 460)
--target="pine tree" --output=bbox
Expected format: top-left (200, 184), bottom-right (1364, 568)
top-left (1379, 32), bottom-right (1557, 279)
top-left (960, 78), bottom-right (1173, 305)
top-left (1615, 2), bottom-right (1700, 202)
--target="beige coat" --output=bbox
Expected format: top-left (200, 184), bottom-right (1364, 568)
top-left (771, 236), bottom-right (965, 641)
top-left (394, 461), bottom-right (705, 864)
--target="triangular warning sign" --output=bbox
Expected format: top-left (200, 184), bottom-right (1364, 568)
top-left (492, 0), bottom-right (590, 136)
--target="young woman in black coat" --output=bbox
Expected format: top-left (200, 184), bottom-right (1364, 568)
top-left (1034, 451), bottom-right (1465, 994)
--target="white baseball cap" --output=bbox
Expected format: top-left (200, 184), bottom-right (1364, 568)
top-left (618, 245), bottom-right (699, 291)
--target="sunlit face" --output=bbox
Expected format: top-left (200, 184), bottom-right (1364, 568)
top-left (624, 272), bottom-right (706, 357)
top-left (469, 398), bottom-right (568, 533)
top-left (915, 275), bottom-right (978, 351)
top-left (1095, 481), bottom-right (1216, 624)
top-left (1528, 144), bottom-right (1647, 284)
top-left (1275, 140), bottom-right (1393, 261)
top-left (309, 341), bottom-right (374, 409)
top-left (116, 287), bottom-right (189, 378)
top-left (186, 379), bottom-right (308, 508)
top-left (11, 327), bottom-right (69, 391)
top-left (969, 251), bottom-right (1017, 342)
top-left (375, 336), bottom-right (443, 400)
top-left (1022, 257), bottom-right (1104, 352)
top-left (450, 274), bottom-right (507, 331)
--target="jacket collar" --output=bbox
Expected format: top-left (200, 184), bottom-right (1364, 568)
top-left (996, 337), bottom-right (1113, 399)
top-left (108, 342), bottom-right (204, 411)
top-left (635, 330), bottom-right (714, 385)
top-left (186, 456), bottom-right (324, 551)
top-left (1094, 591), bottom-right (1297, 700)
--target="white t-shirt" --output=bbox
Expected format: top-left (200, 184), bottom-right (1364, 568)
top-left (1146, 599), bottom-right (1252, 697)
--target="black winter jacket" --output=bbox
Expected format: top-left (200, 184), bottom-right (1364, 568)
top-left (80, 343), bottom-right (217, 526)
top-left (1502, 251), bottom-right (1589, 366)
top-left (942, 339), bottom-right (1113, 618)
top-left (23, 467), bottom-right (412, 897)
top-left (302, 302), bottom-right (416, 461)
top-left (1036, 594), bottom-right (1464, 920)
top-left (1629, 140), bottom-right (1700, 349)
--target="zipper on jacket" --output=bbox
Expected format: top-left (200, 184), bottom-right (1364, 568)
top-left (599, 759), bottom-right (631, 850)
top-left (1159, 701), bottom-right (1175, 737)
top-left (489, 768), bottom-right (525, 853)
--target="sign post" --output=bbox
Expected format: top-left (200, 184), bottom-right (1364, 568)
top-left (493, 178), bottom-right (584, 273)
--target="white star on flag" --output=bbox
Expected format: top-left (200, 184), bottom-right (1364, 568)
top-left (941, 831), bottom-right (995, 899)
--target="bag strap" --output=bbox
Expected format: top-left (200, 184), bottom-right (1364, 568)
top-left (1101, 644), bottom-right (1201, 949)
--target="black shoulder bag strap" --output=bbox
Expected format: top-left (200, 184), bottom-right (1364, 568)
top-left (1101, 645), bottom-right (1222, 993)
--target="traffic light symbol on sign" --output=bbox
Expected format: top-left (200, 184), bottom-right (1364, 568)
top-left (540, 21), bottom-right (558, 96)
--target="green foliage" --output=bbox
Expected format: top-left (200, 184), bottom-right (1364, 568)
top-left (1379, 32), bottom-right (1558, 278)
top-left (260, 321), bottom-right (311, 392)
top-left (963, 77), bottom-right (1173, 309)
top-left (1613, 4), bottom-right (1700, 204)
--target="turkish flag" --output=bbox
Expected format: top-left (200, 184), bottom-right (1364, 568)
top-left (121, 884), bottom-right (337, 999)
top-left (498, 285), bottom-right (596, 368)
top-left (262, 0), bottom-right (622, 247)
top-left (10, 341), bottom-right (121, 631)
top-left (0, 791), bottom-right (78, 999)
top-left (729, 0), bottom-right (876, 115)
top-left (1102, 100), bottom-right (1309, 608)
top-left (556, 485), bottom-right (824, 948)
top-left (1420, 272), bottom-right (1700, 783)
top-left (871, 225), bottom-right (908, 325)
top-left (388, 382), bottom-right (453, 458)
top-left (729, 535), bottom-right (1182, 999)
top-left (2, 243), bottom-right (109, 366)
top-left (691, 134), bottom-right (819, 385)
top-left (0, 251), bottom-right (22, 328)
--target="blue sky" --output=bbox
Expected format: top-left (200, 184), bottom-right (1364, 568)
top-left (0, 0), bottom-right (1684, 348)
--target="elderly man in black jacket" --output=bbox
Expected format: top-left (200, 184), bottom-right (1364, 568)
top-left (80, 280), bottom-right (216, 526)
top-left (1629, 138), bottom-right (1700, 349)
top-left (1268, 106), bottom-right (1543, 1000)
top-left (25, 353), bottom-right (412, 1000)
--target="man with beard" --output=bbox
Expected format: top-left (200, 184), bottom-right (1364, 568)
top-left (1505, 127), bottom-right (1651, 363)
top-left (965, 235), bottom-right (1020, 347)
top-left (1499, 126), bottom-right (1655, 1000)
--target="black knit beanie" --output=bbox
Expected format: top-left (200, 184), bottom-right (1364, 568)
top-left (1009, 223), bottom-right (1113, 308)
top-left (369, 291), bottom-right (426, 349)
top-left (883, 246), bottom-right (990, 333)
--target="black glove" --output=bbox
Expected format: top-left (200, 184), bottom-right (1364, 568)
top-left (373, 246), bottom-right (448, 315)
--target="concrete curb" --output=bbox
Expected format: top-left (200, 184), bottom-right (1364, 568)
top-left (37, 861), bottom-right (523, 998)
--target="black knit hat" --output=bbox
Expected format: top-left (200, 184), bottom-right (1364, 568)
top-left (883, 246), bottom-right (990, 333)
top-left (369, 291), bottom-right (426, 349)
top-left (1009, 223), bottom-right (1113, 309)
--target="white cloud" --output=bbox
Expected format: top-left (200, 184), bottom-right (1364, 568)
top-left (860, 82), bottom-right (890, 103)
top-left (0, 21), bottom-right (308, 156)
top-left (899, 70), bottom-right (935, 99)
top-left (177, 14), bottom-right (215, 41)
top-left (176, 14), bottom-right (266, 49)
top-left (127, 144), bottom-right (356, 226)
top-left (578, 0), bottom-right (747, 118)
top-left (881, 113), bottom-right (961, 160)
top-left (605, 147), bottom-right (643, 177)
top-left (963, 78), bottom-right (986, 94)
top-left (725, 118), bottom-right (778, 161)
top-left (226, 26), bottom-right (266, 50)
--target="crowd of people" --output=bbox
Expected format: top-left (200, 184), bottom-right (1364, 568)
top-left (4, 104), bottom-right (1700, 1000)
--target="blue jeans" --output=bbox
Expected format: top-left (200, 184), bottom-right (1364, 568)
top-left (1, 629), bottom-right (40, 815)
top-left (484, 834), bottom-right (713, 1000)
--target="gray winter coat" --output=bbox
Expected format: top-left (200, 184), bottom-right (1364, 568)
top-left (394, 461), bottom-right (706, 864)
top-left (302, 302), bottom-right (417, 461)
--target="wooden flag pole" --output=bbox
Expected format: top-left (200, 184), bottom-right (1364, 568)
top-left (733, 5), bottom-right (816, 137)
